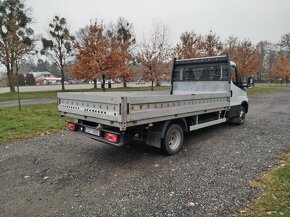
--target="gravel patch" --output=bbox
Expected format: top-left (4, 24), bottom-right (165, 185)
top-left (0, 90), bottom-right (290, 217)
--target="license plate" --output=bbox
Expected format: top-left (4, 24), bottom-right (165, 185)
top-left (84, 127), bottom-right (100, 136)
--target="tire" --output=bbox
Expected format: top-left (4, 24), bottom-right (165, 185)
top-left (234, 106), bottom-right (246, 125)
top-left (162, 124), bottom-right (184, 155)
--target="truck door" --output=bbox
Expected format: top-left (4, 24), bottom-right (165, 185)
top-left (230, 66), bottom-right (247, 107)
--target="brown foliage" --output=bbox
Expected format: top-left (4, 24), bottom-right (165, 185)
top-left (200, 31), bottom-right (224, 56)
top-left (175, 30), bottom-right (223, 59)
top-left (271, 54), bottom-right (290, 81)
top-left (225, 39), bottom-right (260, 78)
top-left (70, 22), bottom-right (128, 91)
top-left (175, 31), bottom-right (202, 59)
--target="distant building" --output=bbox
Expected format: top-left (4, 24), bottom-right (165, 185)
top-left (0, 72), bottom-right (7, 87)
top-left (32, 71), bottom-right (61, 85)
top-left (0, 78), bottom-right (7, 87)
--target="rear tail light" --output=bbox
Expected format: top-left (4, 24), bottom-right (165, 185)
top-left (105, 133), bottom-right (118, 143)
top-left (67, 123), bottom-right (76, 131)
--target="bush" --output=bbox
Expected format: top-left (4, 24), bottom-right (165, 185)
top-left (25, 73), bottom-right (36, 85)
top-left (18, 74), bottom-right (26, 86)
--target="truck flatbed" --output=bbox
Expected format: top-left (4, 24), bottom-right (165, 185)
top-left (58, 91), bottom-right (230, 131)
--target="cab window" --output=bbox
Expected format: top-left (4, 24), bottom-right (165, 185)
top-left (231, 66), bottom-right (237, 83)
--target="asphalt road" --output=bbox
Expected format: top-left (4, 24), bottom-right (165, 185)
top-left (0, 82), bottom-right (168, 93)
top-left (0, 84), bottom-right (94, 93)
top-left (0, 98), bottom-right (57, 107)
top-left (0, 90), bottom-right (290, 217)
top-left (0, 91), bottom-right (169, 107)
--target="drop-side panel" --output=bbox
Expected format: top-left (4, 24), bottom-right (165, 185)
top-left (57, 92), bottom-right (230, 131)
top-left (126, 93), bottom-right (230, 124)
top-left (57, 92), bottom-right (123, 124)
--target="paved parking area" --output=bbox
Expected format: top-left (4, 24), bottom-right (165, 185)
top-left (1, 90), bottom-right (290, 216)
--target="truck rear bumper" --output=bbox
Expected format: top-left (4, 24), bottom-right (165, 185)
top-left (68, 123), bottom-right (126, 146)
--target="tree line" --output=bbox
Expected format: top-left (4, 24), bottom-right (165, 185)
top-left (0, 0), bottom-right (289, 93)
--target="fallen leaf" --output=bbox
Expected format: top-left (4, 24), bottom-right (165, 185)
top-left (187, 202), bottom-right (195, 207)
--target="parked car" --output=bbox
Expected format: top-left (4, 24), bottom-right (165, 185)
top-left (105, 80), bottom-right (115, 84)
top-left (135, 80), bottom-right (146, 85)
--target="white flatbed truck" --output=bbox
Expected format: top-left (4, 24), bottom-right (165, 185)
top-left (58, 55), bottom-right (249, 155)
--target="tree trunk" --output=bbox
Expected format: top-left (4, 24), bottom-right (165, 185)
top-left (123, 77), bottom-right (127, 88)
top-left (6, 65), bottom-right (15, 92)
top-left (156, 79), bottom-right (161, 86)
top-left (15, 65), bottom-right (21, 111)
top-left (93, 79), bottom-right (97, 89)
top-left (151, 80), bottom-right (154, 91)
top-left (102, 75), bottom-right (106, 92)
top-left (61, 66), bottom-right (65, 91)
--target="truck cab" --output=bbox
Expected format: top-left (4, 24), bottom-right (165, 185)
top-left (171, 55), bottom-right (249, 124)
top-left (229, 61), bottom-right (249, 124)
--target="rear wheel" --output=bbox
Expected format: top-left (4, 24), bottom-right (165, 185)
top-left (162, 124), bottom-right (184, 155)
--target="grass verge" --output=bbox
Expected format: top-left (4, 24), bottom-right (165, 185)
top-left (0, 85), bottom-right (170, 102)
top-left (0, 103), bottom-right (71, 145)
top-left (247, 86), bottom-right (290, 96)
top-left (0, 90), bottom-right (58, 102)
top-left (240, 153), bottom-right (290, 217)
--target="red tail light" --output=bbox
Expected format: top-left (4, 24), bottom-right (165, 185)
top-left (67, 123), bottom-right (76, 131)
top-left (105, 133), bottom-right (118, 143)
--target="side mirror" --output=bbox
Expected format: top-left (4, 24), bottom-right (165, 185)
top-left (247, 76), bottom-right (254, 88)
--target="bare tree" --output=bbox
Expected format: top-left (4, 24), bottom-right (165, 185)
top-left (257, 41), bottom-right (271, 81)
top-left (138, 21), bottom-right (172, 90)
top-left (225, 36), bottom-right (238, 56)
top-left (107, 17), bottom-right (136, 87)
top-left (41, 16), bottom-right (73, 91)
top-left (265, 43), bottom-right (279, 85)
top-left (0, 0), bottom-right (35, 93)
top-left (280, 33), bottom-right (290, 58)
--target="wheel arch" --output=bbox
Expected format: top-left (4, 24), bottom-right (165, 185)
top-left (241, 101), bottom-right (248, 113)
top-left (161, 118), bottom-right (188, 139)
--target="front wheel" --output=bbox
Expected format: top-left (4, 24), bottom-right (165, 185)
top-left (162, 124), bottom-right (184, 155)
top-left (231, 106), bottom-right (246, 125)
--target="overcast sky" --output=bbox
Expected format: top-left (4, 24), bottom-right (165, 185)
top-left (1, 0), bottom-right (289, 73)
top-left (26, 0), bottom-right (290, 44)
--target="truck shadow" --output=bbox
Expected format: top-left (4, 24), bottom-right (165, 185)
top-left (50, 123), bottom-right (236, 190)
top-left (84, 122), bottom-right (233, 163)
